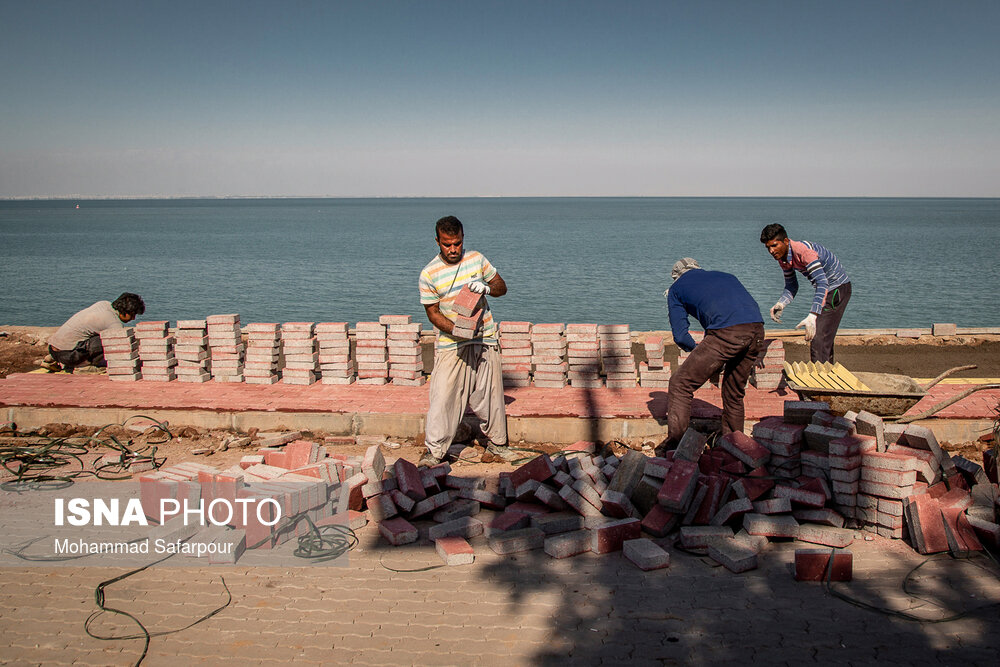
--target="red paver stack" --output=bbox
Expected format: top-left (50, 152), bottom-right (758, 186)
top-left (599, 324), bottom-right (636, 388)
top-left (243, 323), bottom-right (281, 385)
top-left (640, 335), bottom-right (671, 388)
top-left (450, 285), bottom-right (484, 339)
top-left (382, 315), bottom-right (425, 387)
top-left (752, 416), bottom-right (805, 480)
top-left (281, 322), bottom-right (318, 385)
top-left (137, 436), bottom-right (350, 561)
top-left (531, 323), bottom-right (567, 388)
top-left (355, 322), bottom-right (388, 385)
top-left (135, 321), bottom-right (175, 382)
top-left (101, 327), bottom-right (140, 381)
top-left (751, 339), bottom-right (785, 390)
top-left (206, 314), bottom-right (244, 383)
top-left (566, 323), bottom-right (602, 388)
top-left (499, 321), bottom-right (532, 387)
top-left (316, 322), bottom-right (354, 385)
top-left (174, 319), bottom-right (211, 383)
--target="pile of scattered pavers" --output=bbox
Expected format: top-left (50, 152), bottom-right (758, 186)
top-left (355, 400), bottom-right (999, 576)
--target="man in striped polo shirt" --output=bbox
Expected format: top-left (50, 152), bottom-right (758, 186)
top-left (760, 224), bottom-right (852, 363)
top-left (418, 216), bottom-right (515, 467)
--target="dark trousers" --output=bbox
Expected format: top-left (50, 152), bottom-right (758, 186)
top-left (812, 282), bottom-right (851, 363)
top-left (667, 322), bottom-right (764, 442)
top-left (50, 334), bottom-right (106, 369)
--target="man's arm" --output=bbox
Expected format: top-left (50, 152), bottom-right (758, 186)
top-left (667, 290), bottom-right (697, 353)
top-left (424, 303), bottom-right (454, 334)
top-left (486, 272), bottom-right (507, 297)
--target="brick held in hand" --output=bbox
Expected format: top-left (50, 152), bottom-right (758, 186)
top-left (452, 285), bottom-right (484, 317)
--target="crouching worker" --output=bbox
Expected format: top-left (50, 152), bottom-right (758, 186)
top-left (44, 293), bottom-right (145, 372)
top-left (418, 216), bottom-right (516, 467)
top-left (665, 258), bottom-right (764, 445)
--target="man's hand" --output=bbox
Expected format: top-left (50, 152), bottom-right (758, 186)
top-left (467, 280), bottom-right (490, 295)
top-left (797, 313), bottom-right (818, 342)
top-left (769, 302), bottom-right (785, 323)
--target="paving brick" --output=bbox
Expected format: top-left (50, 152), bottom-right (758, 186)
top-left (657, 459), bottom-right (700, 512)
top-left (509, 454), bottom-right (557, 488)
top-left (457, 487), bottom-right (506, 510)
top-left (784, 400), bottom-right (830, 424)
top-left (708, 540), bottom-right (758, 573)
top-left (711, 497), bottom-right (754, 525)
top-left (431, 499), bottom-right (481, 523)
top-left (640, 505), bottom-right (679, 537)
top-left (743, 513), bottom-right (800, 538)
top-left (752, 497), bottom-right (793, 515)
top-left (367, 493), bottom-right (398, 522)
top-left (861, 466), bottom-right (917, 487)
top-left (717, 432), bottom-right (770, 468)
top-left (531, 511), bottom-right (585, 535)
top-left (731, 476), bottom-right (774, 502)
top-left (435, 536), bottom-right (475, 566)
top-left (904, 494), bottom-right (949, 554)
top-left (796, 524), bottom-right (854, 548)
top-left (543, 529), bottom-right (592, 559)
top-left (393, 458), bottom-right (427, 502)
top-left (854, 410), bottom-right (886, 451)
top-left (795, 549), bottom-right (853, 581)
top-left (489, 527), bottom-right (546, 555)
top-left (378, 517), bottom-right (418, 546)
top-left (859, 479), bottom-right (914, 500)
top-left (679, 525), bottom-right (734, 549)
top-left (428, 516), bottom-right (485, 540)
top-left (410, 491), bottom-right (457, 518)
top-left (623, 538), bottom-right (671, 571)
top-left (673, 428), bottom-right (709, 462)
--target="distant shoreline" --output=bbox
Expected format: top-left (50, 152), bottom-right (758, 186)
top-left (3, 195), bottom-right (1000, 202)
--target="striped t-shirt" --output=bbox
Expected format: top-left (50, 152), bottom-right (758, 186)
top-left (419, 250), bottom-right (499, 350)
top-left (777, 240), bottom-right (850, 315)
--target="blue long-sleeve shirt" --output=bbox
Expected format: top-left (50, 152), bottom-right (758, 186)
top-left (668, 269), bottom-right (763, 352)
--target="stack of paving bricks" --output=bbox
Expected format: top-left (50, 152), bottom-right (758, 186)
top-left (135, 321), bottom-right (176, 382)
top-left (450, 285), bottom-right (485, 339)
top-left (498, 321), bottom-right (532, 387)
top-left (281, 322), bottom-right (318, 385)
top-left (101, 326), bottom-right (140, 382)
top-left (244, 323), bottom-right (281, 385)
top-left (382, 315), bottom-right (425, 386)
top-left (751, 338), bottom-right (785, 390)
top-left (137, 433), bottom-right (351, 563)
top-left (316, 322), bottom-right (354, 384)
top-left (566, 323), bottom-right (602, 388)
top-left (639, 335), bottom-right (670, 388)
top-left (531, 323), bottom-right (567, 388)
top-left (174, 319), bottom-right (211, 383)
top-left (355, 322), bottom-right (389, 385)
top-left (599, 324), bottom-right (636, 388)
top-left (206, 314), bottom-right (244, 383)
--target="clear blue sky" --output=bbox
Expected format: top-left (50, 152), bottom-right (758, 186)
top-left (1, 1), bottom-right (997, 197)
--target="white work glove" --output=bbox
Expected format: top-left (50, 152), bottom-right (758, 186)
top-left (769, 302), bottom-right (785, 323)
top-left (467, 280), bottom-right (491, 295)
top-left (797, 313), bottom-right (818, 342)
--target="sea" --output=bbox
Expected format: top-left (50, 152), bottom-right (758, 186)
top-left (1, 197), bottom-right (998, 331)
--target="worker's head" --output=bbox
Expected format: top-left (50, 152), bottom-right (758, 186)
top-left (670, 257), bottom-right (700, 281)
top-left (760, 224), bottom-right (790, 261)
top-left (112, 293), bottom-right (145, 323)
top-left (435, 216), bottom-right (464, 265)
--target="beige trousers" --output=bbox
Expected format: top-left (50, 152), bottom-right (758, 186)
top-left (424, 343), bottom-right (508, 459)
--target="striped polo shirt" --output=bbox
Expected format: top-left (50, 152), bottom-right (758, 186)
top-left (419, 250), bottom-right (499, 350)
top-left (777, 240), bottom-right (850, 315)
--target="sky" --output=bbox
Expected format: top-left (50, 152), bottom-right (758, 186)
top-left (1, 0), bottom-right (998, 198)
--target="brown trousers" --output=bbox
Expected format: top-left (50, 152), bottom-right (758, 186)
top-left (667, 322), bottom-right (764, 442)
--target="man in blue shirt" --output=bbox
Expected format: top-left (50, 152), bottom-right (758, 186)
top-left (666, 258), bottom-right (765, 445)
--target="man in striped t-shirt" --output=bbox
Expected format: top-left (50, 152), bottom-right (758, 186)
top-left (761, 223), bottom-right (852, 363)
top-left (418, 216), bottom-right (514, 466)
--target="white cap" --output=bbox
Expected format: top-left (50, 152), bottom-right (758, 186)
top-left (671, 257), bottom-right (700, 280)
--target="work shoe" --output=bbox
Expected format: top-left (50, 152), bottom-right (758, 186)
top-left (39, 356), bottom-right (62, 373)
top-left (486, 442), bottom-right (520, 462)
top-left (418, 452), bottom-right (444, 468)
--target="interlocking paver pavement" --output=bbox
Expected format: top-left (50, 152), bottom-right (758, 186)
top-left (2, 373), bottom-right (998, 420)
top-left (2, 518), bottom-right (999, 665)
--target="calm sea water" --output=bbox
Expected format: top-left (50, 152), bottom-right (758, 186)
top-left (1, 197), bottom-right (998, 331)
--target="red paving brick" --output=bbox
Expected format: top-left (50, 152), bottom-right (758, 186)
top-left (0, 373), bottom-right (997, 421)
